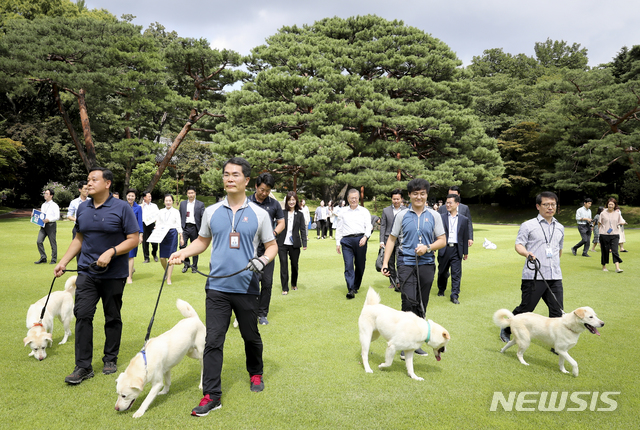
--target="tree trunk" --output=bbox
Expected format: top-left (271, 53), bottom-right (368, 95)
top-left (76, 88), bottom-right (96, 167)
top-left (52, 83), bottom-right (91, 172)
top-left (145, 120), bottom-right (193, 193)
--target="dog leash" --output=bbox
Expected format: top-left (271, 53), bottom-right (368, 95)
top-left (183, 261), bottom-right (249, 279)
top-left (38, 262), bottom-right (108, 323)
top-left (527, 256), bottom-right (565, 315)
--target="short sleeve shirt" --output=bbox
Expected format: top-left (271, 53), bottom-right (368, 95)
top-left (391, 207), bottom-right (445, 266)
top-left (199, 197), bottom-right (275, 295)
top-left (75, 194), bottom-right (140, 279)
top-left (516, 215), bottom-right (564, 280)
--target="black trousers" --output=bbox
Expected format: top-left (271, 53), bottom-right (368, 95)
top-left (73, 274), bottom-right (126, 369)
top-left (203, 290), bottom-right (263, 399)
top-left (513, 279), bottom-right (563, 318)
top-left (180, 223), bottom-right (199, 268)
top-left (600, 234), bottom-right (622, 265)
top-left (258, 260), bottom-right (275, 317)
top-left (142, 222), bottom-right (158, 259)
top-left (316, 219), bottom-right (327, 238)
top-left (437, 246), bottom-right (462, 299)
top-left (37, 222), bottom-right (57, 261)
top-left (278, 244), bottom-right (301, 292)
top-left (398, 264), bottom-right (435, 318)
top-left (573, 224), bottom-right (592, 255)
top-left (385, 245), bottom-right (399, 285)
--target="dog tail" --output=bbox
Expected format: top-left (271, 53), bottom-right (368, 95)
top-left (493, 309), bottom-right (514, 328)
top-left (364, 287), bottom-right (381, 306)
top-left (176, 299), bottom-right (200, 319)
top-left (64, 276), bottom-right (77, 295)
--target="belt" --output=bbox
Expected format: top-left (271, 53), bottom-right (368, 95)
top-left (344, 233), bottom-right (364, 238)
top-left (447, 243), bottom-right (457, 247)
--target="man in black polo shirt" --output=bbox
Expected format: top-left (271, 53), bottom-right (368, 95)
top-left (248, 173), bottom-right (284, 325)
top-left (54, 167), bottom-right (139, 385)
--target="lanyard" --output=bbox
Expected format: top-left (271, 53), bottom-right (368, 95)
top-left (226, 201), bottom-right (247, 233)
top-left (538, 218), bottom-right (555, 245)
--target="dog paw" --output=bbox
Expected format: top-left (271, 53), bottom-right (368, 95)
top-left (132, 410), bottom-right (144, 418)
top-left (410, 375), bottom-right (424, 381)
top-left (365, 368), bottom-right (373, 374)
top-left (159, 389), bottom-right (169, 395)
top-left (58, 340), bottom-right (67, 345)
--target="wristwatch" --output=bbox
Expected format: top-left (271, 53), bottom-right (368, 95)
top-left (426, 244), bottom-right (431, 253)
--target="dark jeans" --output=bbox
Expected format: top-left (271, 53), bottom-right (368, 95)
top-left (142, 222), bottom-right (158, 259)
top-left (73, 274), bottom-right (126, 369)
top-left (278, 244), bottom-right (301, 292)
top-left (37, 222), bottom-right (57, 261)
top-left (180, 223), bottom-right (199, 268)
top-left (513, 279), bottom-right (563, 318)
top-left (202, 290), bottom-right (263, 399)
top-left (398, 264), bottom-right (435, 318)
top-left (573, 224), bottom-right (592, 255)
top-left (340, 235), bottom-right (367, 292)
top-left (600, 235), bottom-right (622, 266)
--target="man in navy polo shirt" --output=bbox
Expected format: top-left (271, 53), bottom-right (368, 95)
top-left (54, 167), bottom-right (139, 385)
top-left (169, 157), bottom-right (278, 417)
top-left (248, 173), bottom-right (284, 325)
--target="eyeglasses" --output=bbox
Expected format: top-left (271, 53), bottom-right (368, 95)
top-left (540, 203), bottom-right (557, 208)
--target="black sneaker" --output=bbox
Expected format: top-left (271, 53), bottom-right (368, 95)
top-left (258, 316), bottom-right (269, 325)
top-left (500, 328), bottom-right (511, 343)
top-left (65, 366), bottom-right (94, 385)
top-left (103, 361), bottom-right (117, 375)
top-left (192, 267), bottom-right (198, 274)
top-left (346, 290), bottom-right (356, 299)
top-left (414, 348), bottom-right (428, 356)
top-left (250, 374), bottom-right (264, 392)
top-left (571, 248), bottom-right (577, 256)
top-left (400, 351), bottom-right (405, 361)
top-left (191, 395), bottom-right (221, 416)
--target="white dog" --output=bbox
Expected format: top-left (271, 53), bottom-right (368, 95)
top-left (359, 287), bottom-right (450, 381)
top-left (493, 307), bottom-right (604, 377)
top-left (115, 299), bottom-right (206, 418)
top-left (24, 276), bottom-right (76, 360)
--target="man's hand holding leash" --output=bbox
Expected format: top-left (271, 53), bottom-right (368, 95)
top-left (246, 256), bottom-right (269, 274)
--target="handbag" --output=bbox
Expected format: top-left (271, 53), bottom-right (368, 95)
top-left (375, 247), bottom-right (384, 272)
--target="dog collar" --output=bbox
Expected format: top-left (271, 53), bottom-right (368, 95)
top-left (140, 348), bottom-right (147, 367)
top-left (425, 320), bottom-right (431, 343)
top-left (32, 322), bottom-right (44, 328)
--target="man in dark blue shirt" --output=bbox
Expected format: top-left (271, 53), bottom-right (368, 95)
top-left (248, 173), bottom-right (284, 325)
top-left (54, 167), bottom-right (139, 385)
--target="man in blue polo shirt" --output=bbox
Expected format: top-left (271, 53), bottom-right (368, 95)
top-left (169, 157), bottom-right (278, 417)
top-left (248, 173), bottom-right (284, 325)
top-left (54, 167), bottom-right (139, 385)
top-left (381, 178), bottom-right (446, 317)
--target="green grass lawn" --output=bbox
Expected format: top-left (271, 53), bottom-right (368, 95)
top-left (1, 217), bottom-right (638, 429)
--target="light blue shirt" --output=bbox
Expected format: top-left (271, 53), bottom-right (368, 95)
top-left (575, 206), bottom-right (592, 225)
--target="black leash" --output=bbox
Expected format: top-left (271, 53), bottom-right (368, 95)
top-left (527, 256), bottom-right (565, 315)
top-left (183, 261), bottom-right (250, 279)
top-left (38, 262), bottom-right (108, 322)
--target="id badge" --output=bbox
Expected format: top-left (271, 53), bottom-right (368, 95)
top-left (546, 246), bottom-right (553, 258)
top-left (607, 228), bottom-right (613, 234)
top-left (186, 211), bottom-right (190, 218)
top-left (229, 232), bottom-right (240, 249)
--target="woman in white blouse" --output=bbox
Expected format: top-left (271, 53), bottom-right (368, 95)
top-left (156, 194), bottom-right (182, 284)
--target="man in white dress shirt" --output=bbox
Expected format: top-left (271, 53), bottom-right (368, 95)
top-left (336, 189), bottom-right (372, 299)
top-left (35, 188), bottom-right (60, 264)
top-left (179, 186), bottom-right (205, 273)
top-left (571, 198), bottom-right (593, 257)
top-left (67, 181), bottom-right (90, 240)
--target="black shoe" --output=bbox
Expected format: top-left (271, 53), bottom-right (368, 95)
top-left (191, 395), bottom-right (221, 416)
top-left (571, 248), bottom-right (577, 256)
top-left (437, 291), bottom-right (444, 297)
top-left (182, 265), bottom-right (189, 273)
top-left (346, 290), bottom-right (355, 299)
top-left (258, 316), bottom-right (269, 325)
top-left (143, 258), bottom-right (150, 263)
top-left (34, 258), bottom-right (46, 264)
top-left (414, 348), bottom-right (428, 356)
top-left (153, 256), bottom-right (158, 262)
top-left (192, 267), bottom-right (198, 274)
top-left (49, 260), bottom-right (57, 264)
top-left (250, 374), bottom-right (264, 392)
top-left (499, 328), bottom-right (511, 343)
top-left (65, 366), bottom-right (94, 385)
top-left (450, 297), bottom-right (460, 304)
top-left (400, 350), bottom-right (405, 360)
top-left (103, 361), bottom-right (117, 375)
top-left (582, 253), bottom-right (591, 257)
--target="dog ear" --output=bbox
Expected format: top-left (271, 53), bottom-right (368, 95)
top-left (44, 333), bottom-right (53, 346)
top-left (23, 336), bottom-right (32, 347)
top-left (574, 308), bottom-right (586, 319)
top-left (131, 377), bottom-right (145, 391)
top-left (443, 330), bottom-right (450, 340)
